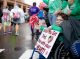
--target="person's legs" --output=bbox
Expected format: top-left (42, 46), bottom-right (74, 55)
top-left (3, 22), bottom-right (7, 34)
top-left (31, 25), bottom-right (34, 36)
top-left (52, 14), bottom-right (57, 25)
top-left (0, 23), bottom-right (2, 30)
top-left (48, 13), bottom-right (52, 25)
top-left (3, 25), bottom-right (6, 33)
top-left (15, 23), bottom-right (19, 35)
top-left (13, 18), bottom-right (20, 36)
top-left (0, 18), bottom-right (2, 30)
top-left (48, 13), bottom-right (57, 25)
top-left (8, 22), bottom-right (12, 33)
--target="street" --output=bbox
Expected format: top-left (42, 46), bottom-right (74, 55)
top-left (0, 23), bottom-right (37, 59)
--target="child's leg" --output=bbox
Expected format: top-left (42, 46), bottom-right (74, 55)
top-left (3, 22), bottom-right (7, 33)
top-left (8, 22), bottom-right (12, 33)
top-left (31, 26), bottom-right (34, 36)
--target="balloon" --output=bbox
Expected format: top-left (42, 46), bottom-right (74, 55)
top-left (39, 2), bottom-right (47, 9)
top-left (29, 15), bottom-right (39, 28)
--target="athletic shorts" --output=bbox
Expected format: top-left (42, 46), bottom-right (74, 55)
top-left (3, 21), bottom-right (11, 26)
top-left (13, 18), bottom-right (20, 24)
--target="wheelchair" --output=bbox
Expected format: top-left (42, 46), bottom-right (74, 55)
top-left (30, 31), bottom-right (80, 59)
top-left (48, 34), bottom-right (71, 59)
top-left (52, 41), bottom-right (71, 59)
top-left (30, 15), bottom-right (80, 59)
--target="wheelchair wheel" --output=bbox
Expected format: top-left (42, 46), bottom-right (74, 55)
top-left (54, 42), bottom-right (71, 59)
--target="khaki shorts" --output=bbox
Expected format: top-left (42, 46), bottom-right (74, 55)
top-left (3, 22), bottom-right (11, 26)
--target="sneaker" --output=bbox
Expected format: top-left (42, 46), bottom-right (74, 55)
top-left (15, 32), bottom-right (19, 36)
top-left (8, 31), bottom-right (12, 34)
top-left (0, 49), bottom-right (5, 52)
top-left (3, 32), bottom-right (7, 35)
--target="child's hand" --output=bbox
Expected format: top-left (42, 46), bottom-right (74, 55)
top-left (44, 27), bottom-right (51, 33)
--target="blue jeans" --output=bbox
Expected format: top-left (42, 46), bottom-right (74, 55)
top-left (48, 13), bottom-right (57, 25)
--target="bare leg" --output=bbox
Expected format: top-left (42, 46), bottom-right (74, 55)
top-left (0, 23), bottom-right (2, 30)
top-left (15, 24), bottom-right (19, 35)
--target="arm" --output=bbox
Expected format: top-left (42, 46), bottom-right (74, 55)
top-left (40, 25), bottom-right (62, 32)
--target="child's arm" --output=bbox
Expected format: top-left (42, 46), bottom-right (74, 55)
top-left (40, 25), bottom-right (62, 33)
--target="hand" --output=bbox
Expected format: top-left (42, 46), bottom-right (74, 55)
top-left (48, 26), bottom-right (52, 30)
top-left (67, 10), bottom-right (71, 15)
top-left (43, 26), bottom-right (51, 33)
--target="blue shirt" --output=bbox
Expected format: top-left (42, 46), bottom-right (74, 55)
top-left (38, 10), bottom-right (44, 19)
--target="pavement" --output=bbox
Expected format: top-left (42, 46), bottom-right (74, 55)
top-left (0, 49), bottom-right (5, 53)
top-left (0, 23), bottom-right (38, 59)
top-left (19, 49), bottom-right (39, 59)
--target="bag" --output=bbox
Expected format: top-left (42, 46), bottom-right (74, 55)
top-left (13, 12), bottom-right (20, 18)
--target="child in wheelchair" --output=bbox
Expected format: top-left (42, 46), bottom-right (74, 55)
top-left (34, 13), bottom-right (80, 59)
top-left (34, 13), bottom-right (65, 59)
top-left (38, 13), bottom-right (80, 59)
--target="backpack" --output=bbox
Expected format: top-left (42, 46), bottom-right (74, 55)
top-left (29, 15), bottom-right (39, 28)
top-left (3, 12), bottom-right (8, 20)
top-left (13, 12), bottom-right (20, 18)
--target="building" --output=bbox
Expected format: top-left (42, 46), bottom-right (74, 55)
top-left (0, 0), bottom-right (30, 12)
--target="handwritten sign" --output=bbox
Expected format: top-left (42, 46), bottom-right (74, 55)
top-left (35, 29), bottom-right (60, 58)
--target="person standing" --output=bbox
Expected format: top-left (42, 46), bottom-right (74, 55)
top-left (43, 0), bottom-right (62, 25)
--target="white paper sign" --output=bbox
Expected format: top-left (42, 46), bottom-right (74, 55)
top-left (35, 29), bottom-right (60, 58)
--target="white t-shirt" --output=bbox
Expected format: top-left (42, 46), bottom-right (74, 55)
top-left (2, 8), bottom-right (10, 21)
